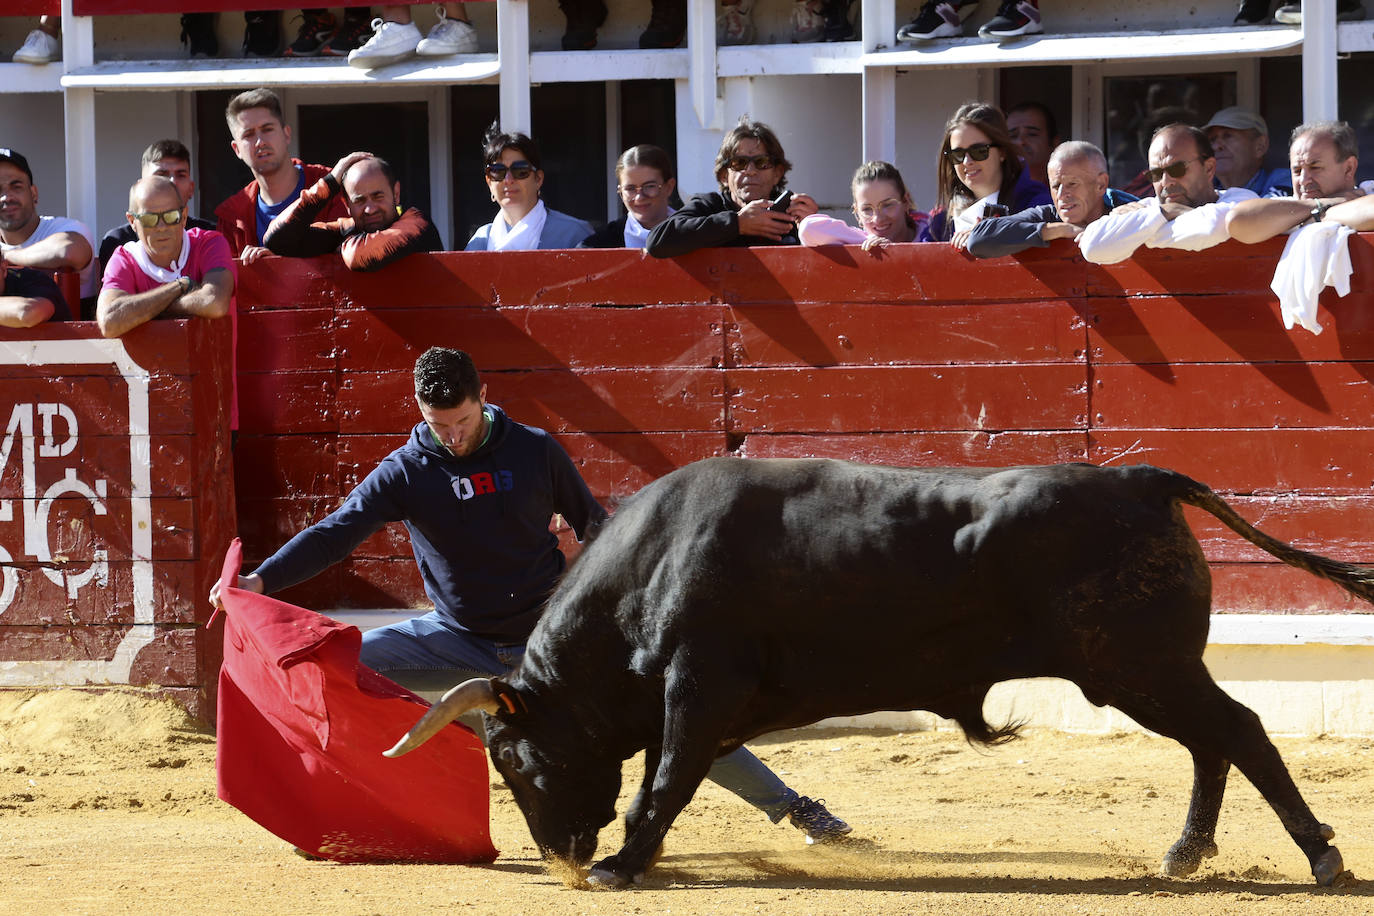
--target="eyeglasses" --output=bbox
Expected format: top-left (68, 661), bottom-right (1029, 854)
top-left (1146, 158), bottom-right (1200, 183)
top-left (128, 208), bottom-right (184, 228)
top-left (944, 143), bottom-right (994, 164)
top-left (618, 181), bottom-right (663, 199)
top-left (726, 154), bottom-right (777, 172)
top-left (854, 198), bottom-right (904, 221)
top-left (485, 161), bottom-right (536, 181)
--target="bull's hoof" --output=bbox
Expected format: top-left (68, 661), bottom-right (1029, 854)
top-left (1312, 847), bottom-right (1346, 887)
top-left (586, 858), bottom-right (644, 888)
top-left (1161, 837), bottom-right (1218, 877)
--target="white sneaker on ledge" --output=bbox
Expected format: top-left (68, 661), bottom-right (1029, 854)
top-left (13, 29), bottom-right (60, 64)
top-left (416, 12), bottom-right (478, 56)
top-left (347, 19), bottom-right (422, 69)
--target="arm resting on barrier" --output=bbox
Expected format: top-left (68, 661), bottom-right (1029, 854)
top-left (1077, 199), bottom-right (1167, 264)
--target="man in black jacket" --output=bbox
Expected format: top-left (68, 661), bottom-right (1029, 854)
top-left (967, 140), bottom-right (1136, 260)
top-left (647, 117), bottom-right (818, 257)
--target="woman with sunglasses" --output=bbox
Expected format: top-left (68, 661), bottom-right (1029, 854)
top-left (798, 160), bottom-right (928, 253)
top-left (647, 117), bottom-right (817, 258)
top-left (579, 145), bottom-right (678, 249)
top-left (921, 102), bottom-right (1050, 247)
top-left (466, 124), bottom-right (594, 251)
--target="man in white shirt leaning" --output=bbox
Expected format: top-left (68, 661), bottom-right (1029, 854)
top-left (0, 147), bottom-right (96, 307)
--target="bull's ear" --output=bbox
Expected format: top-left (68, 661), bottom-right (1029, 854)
top-left (489, 678), bottom-right (529, 719)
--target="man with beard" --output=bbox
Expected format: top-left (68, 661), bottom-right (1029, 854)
top-left (215, 88), bottom-right (349, 262)
top-left (1225, 121), bottom-right (1369, 244)
top-left (1078, 123), bottom-right (1257, 264)
top-left (97, 176), bottom-right (236, 338)
top-left (1203, 107), bottom-right (1292, 198)
top-left (646, 116), bottom-right (818, 257)
top-left (0, 147), bottom-right (96, 306)
top-left (263, 152), bottom-right (441, 270)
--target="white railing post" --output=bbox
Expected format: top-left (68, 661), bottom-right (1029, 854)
top-left (862, 0), bottom-right (897, 164)
top-left (1301, 0), bottom-right (1339, 122)
top-left (497, 0), bottom-right (531, 134)
top-left (688, 0), bottom-right (721, 129)
top-left (61, 0), bottom-right (97, 236)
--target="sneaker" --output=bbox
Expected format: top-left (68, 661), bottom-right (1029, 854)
top-left (638, 0), bottom-right (687, 48)
top-left (979, 0), bottom-right (1042, 37)
top-left (1275, 0), bottom-right (1365, 23)
top-left (417, 10), bottom-right (478, 55)
top-left (823, 0), bottom-right (857, 40)
top-left (12, 28), bottom-right (59, 64)
top-left (784, 796), bottom-right (853, 845)
top-left (1234, 0), bottom-right (1273, 24)
top-left (347, 18), bottom-right (421, 68)
top-left (285, 9), bottom-right (337, 57)
top-left (321, 13), bottom-right (374, 56)
top-left (718, 0), bottom-right (756, 45)
top-left (792, 0), bottom-right (827, 42)
top-left (560, 0), bottom-right (609, 50)
top-left (180, 13), bottom-right (219, 57)
top-left (243, 11), bottom-right (282, 57)
top-left (896, 0), bottom-right (979, 41)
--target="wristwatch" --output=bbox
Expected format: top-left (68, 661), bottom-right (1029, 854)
top-left (1311, 201), bottom-right (1330, 224)
top-left (177, 276), bottom-right (193, 296)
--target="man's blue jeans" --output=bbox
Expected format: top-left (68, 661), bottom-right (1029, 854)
top-left (360, 611), bottom-right (799, 822)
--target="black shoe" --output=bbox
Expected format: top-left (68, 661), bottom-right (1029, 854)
top-left (560, 0), bottom-right (608, 50)
top-left (180, 13), bottom-right (219, 57)
top-left (321, 12), bottom-right (375, 57)
top-left (784, 796), bottom-right (853, 845)
top-left (285, 9), bottom-right (337, 56)
top-left (243, 11), bottom-right (282, 58)
top-left (639, 0), bottom-right (687, 48)
top-left (1234, 0), bottom-right (1272, 24)
top-left (897, 0), bottom-right (979, 41)
top-left (823, 0), bottom-right (857, 40)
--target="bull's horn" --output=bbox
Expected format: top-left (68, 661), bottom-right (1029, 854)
top-left (383, 677), bottom-right (501, 758)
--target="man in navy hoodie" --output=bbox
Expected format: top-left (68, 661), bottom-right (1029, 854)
top-left (213, 346), bottom-right (852, 844)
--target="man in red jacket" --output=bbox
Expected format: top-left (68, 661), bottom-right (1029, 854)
top-left (214, 87), bottom-right (348, 263)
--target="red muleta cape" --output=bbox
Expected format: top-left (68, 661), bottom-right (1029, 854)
top-left (211, 538), bottom-right (498, 863)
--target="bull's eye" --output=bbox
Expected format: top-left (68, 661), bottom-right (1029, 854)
top-left (497, 744), bottom-right (521, 769)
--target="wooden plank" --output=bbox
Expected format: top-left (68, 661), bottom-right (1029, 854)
top-left (739, 432), bottom-right (1088, 466)
top-left (337, 369), bottom-right (726, 434)
top-left (1091, 362), bottom-right (1374, 429)
top-left (0, 374), bottom-right (196, 435)
top-left (1210, 563), bottom-right (1374, 613)
top-left (335, 305), bottom-right (727, 371)
top-left (231, 434), bottom-right (339, 500)
top-left (0, 497), bottom-right (196, 561)
top-left (235, 496), bottom-right (344, 561)
top-left (235, 370), bottom-right (337, 434)
top-left (0, 560), bottom-right (209, 626)
top-left (1183, 497), bottom-right (1374, 563)
top-left (726, 300), bottom-right (1086, 368)
top-left (233, 254), bottom-right (356, 311)
top-left (1085, 238), bottom-right (1286, 297)
top-left (0, 625), bottom-right (200, 685)
top-left (235, 309), bottom-right (336, 373)
top-left (1089, 429), bottom-right (1374, 494)
top-left (0, 435), bottom-right (205, 499)
top-left (1088, 294), bottom-right (1374, 365)
top-left (728, 366), bottom-right (1088, 433)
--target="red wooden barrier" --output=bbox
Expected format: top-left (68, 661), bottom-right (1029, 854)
top-left (0, 320), bottom-right (235, 720)
top-left (7, 3), bottom-right (58, 18)
top-left (232, 238), bottom-right (1374, 617)
top-left (70, 0), bottom-right (489, 14)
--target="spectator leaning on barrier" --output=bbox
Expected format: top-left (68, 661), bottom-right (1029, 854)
top-left (1226, 121), bottom-right (1370, 244)
top-left (0, 250), bottom-right (68, 328)
top-left (799, 160), bottom-right (926, 253)
top-left (967, 141), bottom-right (1137, 260)
top-left (264, 152), bottom-right (442, 269)
top-left (646, 116), bottom-right (819, 258)
top-left (1078, 124), bottom-right (1257, 264)
top-left (0, 147), bottom-right (97, 306)
top-left (579, 144), bottom-right (678, 249)
top-left (98, 177), bottom-right (236, 339)
top-left (100, 139), bottom-right (218, 272)
top-left (1203, 106), bottom-right (1292, 198)
top-left (215, 88), bottom-right (349, 262)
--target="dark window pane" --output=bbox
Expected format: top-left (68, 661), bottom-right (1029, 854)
top-left (1103, 73), bottom-right (1236, 188)
top-left (297, 101), bottom-right (431, 218)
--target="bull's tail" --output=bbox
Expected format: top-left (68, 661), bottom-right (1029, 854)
top-left (1175, 476), bottom-right (1374, 606)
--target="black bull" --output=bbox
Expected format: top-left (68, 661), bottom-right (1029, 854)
top-left (387, 458), bottom-right (1372, 887)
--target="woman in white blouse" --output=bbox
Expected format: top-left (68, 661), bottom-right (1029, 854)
top-left (465, 123), bottom-right (594, 251)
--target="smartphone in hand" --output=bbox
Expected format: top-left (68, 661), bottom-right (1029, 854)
top-left (983, 203), bottom-right (1009, 218)
top-left (769, 190), bottom-right (794, 213)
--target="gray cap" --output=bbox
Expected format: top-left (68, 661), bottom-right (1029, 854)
top-left (1203, 107), bottom-right (1268, 137)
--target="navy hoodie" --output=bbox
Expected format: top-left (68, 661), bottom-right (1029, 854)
top-left (252, 404), bottom-right (606, 642)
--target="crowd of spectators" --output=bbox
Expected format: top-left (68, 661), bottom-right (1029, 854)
top-left (4, 84), bottom-right (1374, 335)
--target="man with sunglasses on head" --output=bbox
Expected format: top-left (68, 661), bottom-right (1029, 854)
top-left (1078, 123), bottom-right (1257, 265)
top-left (264, 151), bottom-right (441, 270)
top-left (97, 176), bottom-right (236, 338)
top-left (646, 116), bottom-right (818, 258)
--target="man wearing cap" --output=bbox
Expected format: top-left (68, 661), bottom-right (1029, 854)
top-left (1226, 120), bottom-right (1370, 244)
top-left (0, 147), bottom-right (97, 307)
top-left (1204, 106), bottom-right (1292, 197)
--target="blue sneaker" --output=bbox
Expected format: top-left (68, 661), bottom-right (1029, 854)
top-left (785, 796), bottom-right (853, 844)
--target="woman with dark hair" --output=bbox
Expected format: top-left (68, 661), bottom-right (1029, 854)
top-left (921, 102), bottom-right (1050, 247)
top-left (579, 144), bottom-right (678, 249)
top-left (465, 124), bottom-right (593, 251)
top-left (799, 160), bottom-right (927, 253)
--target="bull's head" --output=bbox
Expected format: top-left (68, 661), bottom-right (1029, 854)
top-left (385, 677), bottom-right (621, 866)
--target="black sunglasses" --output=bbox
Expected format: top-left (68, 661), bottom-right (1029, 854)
top-left (726, 154), bottom-right (777, 172)
top-left (944, 143), bottom-right (993, 164)
top-left (485, 161), bottom-right (536, 181)
top-left (1147, 158), bottom-right (1200, 183)
top-left (128, 208), bottom-right (184, 228)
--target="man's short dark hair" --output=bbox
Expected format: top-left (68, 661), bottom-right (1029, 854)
top-left (1153, 122), bottom-right (1215, 161)
top-left (141, 139), bottom-right (192, 170)
top-left (225, 88), bottom-right (284, 135)
top-left (1006, 101), bottom-right (1058, 141)
top-left (414, 347), bottom-right (482, 408)
top-left (713, 116), bottom-right (792, 194)
top-left (482, 120), bottom-right (542, 170)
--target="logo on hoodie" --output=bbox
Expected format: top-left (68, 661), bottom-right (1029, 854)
top-left (452, 470), bottom-right (514, 501)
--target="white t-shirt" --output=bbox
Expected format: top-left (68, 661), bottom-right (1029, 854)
top-left (1, 215), bottom-right (98, 299)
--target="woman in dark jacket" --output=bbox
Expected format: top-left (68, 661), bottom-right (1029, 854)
top-left (580, 144), bottom-right (677, 249)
